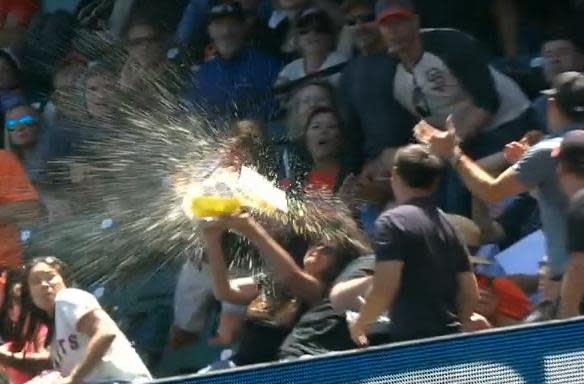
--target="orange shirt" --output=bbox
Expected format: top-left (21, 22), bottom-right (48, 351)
top-left (0, 150), bottom-right (38, 269)
top-left (477, 275), bottom-right (532, 320)
top-left (305, 170), bottom-right (337, 192)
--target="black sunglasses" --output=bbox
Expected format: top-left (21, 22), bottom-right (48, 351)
top-left (412, 77), bottom-right (431, 117)
top-left (345, 13), bottom-right (375, 26)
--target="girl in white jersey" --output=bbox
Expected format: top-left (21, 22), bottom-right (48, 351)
top-left (0, 257), bottom-right (152, 384)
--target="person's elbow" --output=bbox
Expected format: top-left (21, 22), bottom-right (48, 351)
top-left (329, 285), bottom-right (347, 313)
top-left (93, 321), bottom-right (117, 344)
top-left (212, 285), bottom-right (235, 303)
top-left (99, 330), bottom-right (117, 344)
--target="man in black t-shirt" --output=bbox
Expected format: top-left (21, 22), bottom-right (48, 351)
top-left (554, 130), bottom-right (584, 318)
top-left (278, 255), bottom-right (391, 359)
top-left (349, 144), bottom-right (479, 346)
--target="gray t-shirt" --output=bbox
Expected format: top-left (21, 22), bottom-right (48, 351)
top-left (392, 29), bottom-right (529, 134)
top-left (512, 136), bottom-right (568, 277)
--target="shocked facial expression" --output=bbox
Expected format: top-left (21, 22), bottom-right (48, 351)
top-left (27, 262), bottom-right (67, 314)
top-left (305, 111), bottom-right (342, 161)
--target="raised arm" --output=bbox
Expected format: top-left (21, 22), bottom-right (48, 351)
top-left (415, 118), bottom-right (528, 203)
top-left (217, 216), bottom-right (326, 305)
top-left (202, 228), bottom-right (259, 305)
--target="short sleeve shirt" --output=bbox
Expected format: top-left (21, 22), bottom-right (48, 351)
top-left (278, 255), bottom-right (375, 359)
top-left (374, 197), bottom-right (471, 341)
top-left (392, 29), bottom-right (529, 133)
top-left (0, 150), bottom-right (38, 268)
top-left (53, 288), bottom-right (152, 383)
top-left (512, 137), bottom-right (569, 276)
top-left (278, 51), bottom-right (348, 87)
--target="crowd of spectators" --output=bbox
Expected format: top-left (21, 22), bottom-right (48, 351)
top-left (0, 0), bottom-right (584, 381)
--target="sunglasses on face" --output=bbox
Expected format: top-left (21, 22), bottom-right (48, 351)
top-left (5, 115), bottom-right (39, 131)
top-left (345, 13), bottom-right (375, 26)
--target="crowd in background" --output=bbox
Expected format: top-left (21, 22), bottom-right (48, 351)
top-left (0, 0), bottom-right (583, 381)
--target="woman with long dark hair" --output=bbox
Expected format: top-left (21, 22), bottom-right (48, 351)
top-left (0, 267), bottom-right (48, 384)
top-left (0, 257), bottom-right (151, 383)
top-left (201, 214), bottom-right (361, 366)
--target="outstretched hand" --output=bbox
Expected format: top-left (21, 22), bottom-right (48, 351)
top-left (504, 141), bottom-right (528, 164)
top-left (414, 115), bottom-right (458, 159)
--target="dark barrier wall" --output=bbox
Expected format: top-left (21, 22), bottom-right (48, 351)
top-left (158, 319), bottom-right (584, 384)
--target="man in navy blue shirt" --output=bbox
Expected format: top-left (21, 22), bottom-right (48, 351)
top-left (184, 3), bottom-right (283, 126)
top-left (348, 144), bottom-right (478, 345)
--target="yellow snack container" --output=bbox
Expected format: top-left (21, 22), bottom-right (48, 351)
top-left (187, 195), bottom-right (242, 219)
top-left (181, 166), bottom-right (288, 220)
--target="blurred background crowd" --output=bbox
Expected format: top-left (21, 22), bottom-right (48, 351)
top-left (0, 0), bottom-right (583, 380)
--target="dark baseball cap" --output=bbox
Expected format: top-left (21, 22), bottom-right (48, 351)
top-left (552, 129), bottom-right (584, 172)
top-left (295, 7), bottom-right (335, 33)
top-left (375, 0), bottom-right (415, 23)
top-left (541, 72), bottom-right (584, 119)
top-left (209, 2), bottom-right (245, 23)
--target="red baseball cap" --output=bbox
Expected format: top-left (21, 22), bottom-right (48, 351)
top-left (375, 0), bottom-right (415, 23)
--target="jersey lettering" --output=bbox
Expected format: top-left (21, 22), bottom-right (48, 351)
top-left (425, 67), bottom-right (446, 93)
top-left (68, 334), bottom-right (79, 350)
top-left (53, 333), bottom-right (79, 368)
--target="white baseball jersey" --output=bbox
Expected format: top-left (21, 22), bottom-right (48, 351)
top-left (51, 288), bottom-right (152, 383)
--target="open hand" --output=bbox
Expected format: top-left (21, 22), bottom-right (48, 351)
top-left (414, 119), bottom-right (443, 145)
top-left (414, 116), bottom-right (458, 159)
top-left (463, 312), bottom-right (493, 332)
top-left (347, 315), bottom-right (369, 347)
top-left (504, 141), bottom-right (528, 164)
top-left (202, 214), bottom-right (256, 238)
